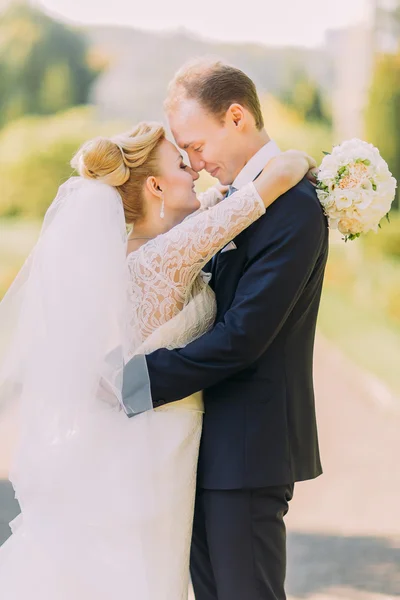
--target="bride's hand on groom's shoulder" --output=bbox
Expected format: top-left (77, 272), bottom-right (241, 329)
top-left (287, 150), bottom-right (319, 186)
top-left (273, 150), bottom-right (318, 187)
top-left (254, 150), bottom-right (319, 208)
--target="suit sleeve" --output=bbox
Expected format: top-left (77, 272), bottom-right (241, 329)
top-left (124, 187), bottom-right (327, 410)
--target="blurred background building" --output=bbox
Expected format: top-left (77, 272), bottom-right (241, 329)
top-left (330, 0), bottom-right (400, 139)
top-left (374, 0), bottom-right (400, 52)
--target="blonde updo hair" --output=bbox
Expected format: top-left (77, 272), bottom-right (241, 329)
top-left (71, 122), bottom-right (166, 224)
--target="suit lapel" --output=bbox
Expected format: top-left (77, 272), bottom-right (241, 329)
top-left (212, 171), bottom-right (261, 279)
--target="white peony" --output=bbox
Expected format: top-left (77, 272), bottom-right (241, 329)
top-left (316, 139), bottom-right (397, 240)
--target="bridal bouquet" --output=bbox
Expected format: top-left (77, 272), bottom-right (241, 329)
top-left (316, 139), bottom-right (397, 241)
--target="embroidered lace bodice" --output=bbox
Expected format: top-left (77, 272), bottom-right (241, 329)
top-left (124, 182), bottom-right (265, 361)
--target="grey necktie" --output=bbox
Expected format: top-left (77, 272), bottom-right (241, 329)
top-left (210, 184), bottom-right (237, 270)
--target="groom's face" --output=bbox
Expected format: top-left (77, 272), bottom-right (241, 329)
top-left (168, 99), bottom-right (247, 186)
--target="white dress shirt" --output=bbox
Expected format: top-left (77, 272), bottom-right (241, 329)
top-left (232, 140), bottom-right (281, 189)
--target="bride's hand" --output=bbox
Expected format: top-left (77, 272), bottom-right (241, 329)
top-left (253, 150), bottom-right (318, 209)
top-left (216, 183), bottom-right (230, 196)
top-left (269, 150), bottom-right (317, 184)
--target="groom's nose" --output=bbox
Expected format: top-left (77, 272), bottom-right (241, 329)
top-left (190, 156), bottom-right (206, 172)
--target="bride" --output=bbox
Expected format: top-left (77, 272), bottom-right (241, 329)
top-left (0, 121), bottom-right (315, 599)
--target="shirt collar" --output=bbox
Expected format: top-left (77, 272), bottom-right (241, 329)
top-left (232, 140), bottom-right (281, 189)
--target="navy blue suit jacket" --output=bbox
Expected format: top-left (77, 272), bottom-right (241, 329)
top-left (125, 179), bottom-right (329, 489)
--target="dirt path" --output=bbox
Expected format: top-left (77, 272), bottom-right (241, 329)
top-left (283, 336), bottom-right (400, 600)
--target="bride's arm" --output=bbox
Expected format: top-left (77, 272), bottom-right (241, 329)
top-left (132, 150), bottom-right (315, 299)
top-left (253, 150), bottom-right (317, 202)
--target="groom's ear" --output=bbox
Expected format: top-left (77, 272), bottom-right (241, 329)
top-left (226, 103), bottom-right (245, 131)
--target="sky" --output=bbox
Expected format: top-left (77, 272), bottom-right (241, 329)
top-left (35, 0), bottom-right (372, 48)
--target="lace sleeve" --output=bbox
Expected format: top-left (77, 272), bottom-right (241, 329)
top-left (127, 182), bottom-right (265, 339)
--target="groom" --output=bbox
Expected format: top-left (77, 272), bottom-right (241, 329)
top-left (123, 59), bottom-right (328, 600)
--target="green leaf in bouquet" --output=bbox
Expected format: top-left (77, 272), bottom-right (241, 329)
top-left (371, 182), bottom-right (377, 191)
top-left (346, 233), bottom-right (361, 241)
top-left (386, 213), bottom-right (391, 224)
top-left (322, 151), bottom-right (331, 156)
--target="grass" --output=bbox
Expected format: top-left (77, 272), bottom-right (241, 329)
top-left (318, 234), bottom-right (400, 397)
top-left (318, 287), bottom-right (400, 397)
top-left (0, 219), bottom-right (40, 297)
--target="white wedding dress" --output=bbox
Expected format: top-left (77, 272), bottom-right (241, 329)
top-left (0, 182), bottom-right (265, 599)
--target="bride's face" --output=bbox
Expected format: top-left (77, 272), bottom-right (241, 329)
top-left (156, 140), bottom-right (201, 220)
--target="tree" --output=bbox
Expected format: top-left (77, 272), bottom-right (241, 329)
top-left (0, 2), bottom-right (99, 127)
top-left (280, 69), bottom-right (331, 125)
top-left (0, 106), bottom-right (127, 218)
top-left (365, 53), bottom-right (400, 210)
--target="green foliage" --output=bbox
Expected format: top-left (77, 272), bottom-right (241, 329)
top-left (0, 218), bottom-right (40, 298)
top-left (261, 94), bottom-right (333, 162)
top-left (365, 53), bottom-right (400, 210)
top-left (0, 94), bottom-right (332, 220)
top-left (0, 106), bottom-right (128, 218)
top-left (0, 2), bottom-right (99, 127)
top-left (280, 69), bottom-right (331, 125)
top-left (319, 236), bottom-right (400, 395)
top-left (362, 211), bottom-right (400, 261)
top-left (318, 285), bottom-right (400, 396)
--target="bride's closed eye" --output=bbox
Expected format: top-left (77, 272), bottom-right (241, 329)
top-left (180, 163), bottom-right (189, 170)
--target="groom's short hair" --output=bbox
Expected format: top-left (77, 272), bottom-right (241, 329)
top-left (165, 58), bottom-right (264, 130)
